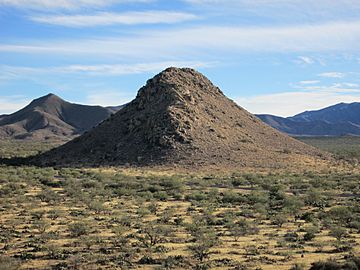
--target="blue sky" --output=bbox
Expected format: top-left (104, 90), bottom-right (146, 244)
top-left (0, 0), bottom-right (360, 116)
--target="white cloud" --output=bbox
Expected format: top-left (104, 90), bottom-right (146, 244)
top-left (297, 83), bottom-right (360, 93)
top-left (299, 80), bottom-right (319, 85)
top-left (341, 82), bottom-right (359, 88)
top-left (30, 11), bottom-right (198, 27)
top-left (0, 96), bottom-right (30, 114)
top-left (238, 80), bottom-right (360, 116)
top-left (0, 0), bottom-right (151, 10)
top-left (0, 61), bottom-right (213, 79)
top-left (237, 91), bottom-right (360, 117)
top-left (185, 0), bottom-right (359, 6)
top-left (184, 0), bottom-right (360, 15)
top-left (296, 56), bottom-right (315, 65)
top-left (318, 72), bottom-right (346, 78)
top-left (1, 21), bottom-right (359, 58)
top-left (86, 91), bottom-right (134, 106)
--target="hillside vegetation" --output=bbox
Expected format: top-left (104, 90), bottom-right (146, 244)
top-left (0, 140), bottom-right (359, 270)
top-left (297, 136), bottom-right (360, 161)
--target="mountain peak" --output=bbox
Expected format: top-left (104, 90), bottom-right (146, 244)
top-left (135, 67), bottom-right (223, 111)
top-left (27, 93), bottom-right (65, 110)
top-left (44, 93), bottom-right (60, 99)
top-left (152, 67), bottom-right (219, 93)
top-left (0, 93), bottom-right (114, 140)
top-left (36, 92), bottom-right (62, 102)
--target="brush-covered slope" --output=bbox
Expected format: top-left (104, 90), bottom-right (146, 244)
top-left (0, 94), bottom-right (113, 140)
top-left (34, 68), bottom-right (326, 168)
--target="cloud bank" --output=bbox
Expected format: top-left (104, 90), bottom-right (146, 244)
top-left (0, 0), bottom-right (151, 10)
top-left (31, 11), bottom-right (198, 27)
top-left (1, 21), bottom-right (359, 59)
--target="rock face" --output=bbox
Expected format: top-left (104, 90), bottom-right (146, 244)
top-left (0, 94), bottom-right (114, 140)
top-left (33, 68), bottom-right (327, 168)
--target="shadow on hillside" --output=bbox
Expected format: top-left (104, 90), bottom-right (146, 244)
top-left (0, 156), bottom-right (37, 167)
top-left (0, 156), bottom-right (75, 168)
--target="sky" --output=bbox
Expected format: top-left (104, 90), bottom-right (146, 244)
top-left (0, 0), bottom-right (360, 117)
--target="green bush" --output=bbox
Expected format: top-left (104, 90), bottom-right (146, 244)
top-left (329, 226), bottom-right (347, 241)
top-left (303, 226), bottom-right (318, 241)
top-left (185, 192), bottom-right (208, 202)
top-left (221, 191), bottom-right (244, 204)
top-left (68, 222), bottom-right (90, 237)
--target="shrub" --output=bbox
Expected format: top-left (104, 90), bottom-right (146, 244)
top-left (37, 189), bottom-right (60, 203)
top-left (87, 201), bottom-right (106, 214)
top-left (283, 196), bottom-right (304, 216)
top-left (153, 191), bottom-right (169, 201)
top-left (291, 263), bottom-right (305, 270)
top-left (147, 202), bottom-right (158, 214)
top-left (247, 190), bottom-right (268, 204)
top-left (305, 189), bottom-right (326, 208)
top-left (222, 191), bottom-right (243, 204)
top-left (163, 255), bottom-right (187, 268)
top-left (160, 177), bottom-right (183, 190)
top-left (226, 219), bottom-right (259, 242)
top-left (330, 257), bottom-right (360, 269)
top-left (303, 226), bottom-right (319, 242)
top-left (0, 255), bottom-right (19, 270)
top-left (68, 222), bottom-right (90, 237)
top-left (231, 178), bottom-right (245, 187)
top-left (48, 209), bottom-right (62, 220)
top-left (244, 245), bottom-right (259, 256)
top-left (309, 260), bottom-right (342, 270)
top-left (329, 226), bottom-right (347, 241)
top-left (329, 206), bottom-right (352, 225)
top-left (33, 220), bottom-right (49, 234)
top-left (189, 228), bottom-right (218, 262)
top-left (271, 213), bottom-right (288, 227)
top-left (284, 231), bottom-right (299, 242)
top-left (185, 192), bottom-right (208, 202)
top-left (137, 223), bottom-right (172, 248)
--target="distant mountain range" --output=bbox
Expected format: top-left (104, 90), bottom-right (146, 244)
top-left (257, 102), bottom-right (360, 136)
top-left (0, 93), bottom-right (120, 140)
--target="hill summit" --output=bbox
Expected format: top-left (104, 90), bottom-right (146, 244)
top-left (34, 68), bottom-right (327, 168)
top-left (0, 93), bottom-right (114, 140)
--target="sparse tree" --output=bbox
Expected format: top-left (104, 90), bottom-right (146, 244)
top-left (33, 220), bottom-right (49, 234)
top-left (271, 213), bottom-right (288, 228)
top-left (137, 222), bottom-right (172, 248)
top-left (330, 226), bottom-right (347, 242)
top-left (226, 219), bottom-right (259, 242)
top-left (189, 228), bottom-right (218, 262)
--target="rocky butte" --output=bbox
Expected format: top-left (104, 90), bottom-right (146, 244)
top-left (32, 67), bottom-right (329, 169)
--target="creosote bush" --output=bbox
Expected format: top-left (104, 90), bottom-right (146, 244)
top-left (68, 222), bottom-right (90, 237)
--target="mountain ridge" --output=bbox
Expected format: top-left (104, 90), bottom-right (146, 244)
top-left (0, 93), bottom-right (115, 140)
top-left (257, 102), bottom-right (360, 136)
